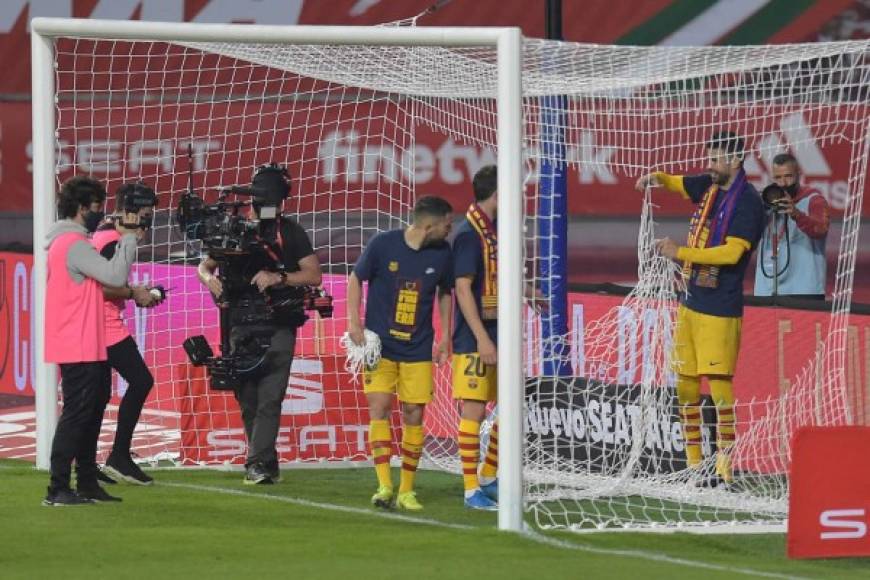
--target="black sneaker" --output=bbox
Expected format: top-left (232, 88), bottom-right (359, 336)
top-left (264, 460), bottom-right (282, 483)
top-left (103, 455), bottom-right (154, 486)
top-left (42, 487), bottom-right (95, 506)
top-left (97, 468), bottom-right (117, 485)
top-left (78, 485), bottom-right (123, 503)
top-left (243, 463), bottom-right (273, 485)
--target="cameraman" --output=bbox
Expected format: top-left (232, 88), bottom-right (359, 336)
top-left (93, 182), bottom-right (162, 486)
top-left (197, 164), bottom-right (321, 485)
top-left (754, 153), bottom-right (830, 300)
top-left (44, 176), bottom-right (141, 506)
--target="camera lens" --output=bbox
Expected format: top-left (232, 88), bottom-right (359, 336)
top-left (761, 184), bottom-right (787, 208)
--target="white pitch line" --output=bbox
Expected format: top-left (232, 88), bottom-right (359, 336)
top-left (522, 529), bottom-right (810, 580)
top-left (161, 481), bottom-right (475, 530)
top-left (162, 481), bottom-right (806, 579)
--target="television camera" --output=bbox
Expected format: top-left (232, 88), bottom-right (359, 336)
top-left (177, 155), bottom-right (332, 390)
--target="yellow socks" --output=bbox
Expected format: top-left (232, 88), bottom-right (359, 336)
top-left (709, 376), bottom-right (736, 482)
top-left (677, 374), bottom-right (702, 467)
top-left (479, 421), bottom-right (498, 481)
top-left (398, 425), bottom-right (424, 493)
top-left (676, 374), bottom-right (737, 480)
top-left (369, 419), bottom-right (393, 489)
top-left (458, 418), bottom-right (481, 491)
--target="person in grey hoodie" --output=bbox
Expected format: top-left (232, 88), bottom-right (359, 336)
top-left (43, 176), bottom-right (142, 506)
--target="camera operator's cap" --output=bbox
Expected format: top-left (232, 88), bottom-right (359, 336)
top-left (233, 163), bottom-right (290, 204)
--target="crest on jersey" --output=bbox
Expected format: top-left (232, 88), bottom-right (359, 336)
top-left (388, 261), bottom-right (399, 272)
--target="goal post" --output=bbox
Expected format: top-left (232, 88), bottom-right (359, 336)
top-left (29, 18), bottom-right (526, 531)
top-left (30, 16), bottom-right (870, 534)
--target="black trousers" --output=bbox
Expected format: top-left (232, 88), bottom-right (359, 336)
top-left (232, 327), bottom-right (296, 467)
top-left (107, 336), bottom-right (154, 457)
top-left (49, 361), bottom-right (111, 492)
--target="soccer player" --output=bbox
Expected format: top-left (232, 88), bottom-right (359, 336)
top-left (451, 165), bottom-right (502, 510)
top-left (93, 182), bottom-right (161, 486)
top-left (347, 195), bottom-right (454, 511)
top-left (635, 131), bottom-right (764, 485)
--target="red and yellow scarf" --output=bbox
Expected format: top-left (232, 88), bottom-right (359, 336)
top-left (466, 203), bottom-right (498, 320)
top-left (684, 169), bottom-right (746, 286)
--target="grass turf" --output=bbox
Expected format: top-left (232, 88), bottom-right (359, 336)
top-left (1, 459), bottom-right (868, 579)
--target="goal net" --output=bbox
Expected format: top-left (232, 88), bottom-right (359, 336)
top-left (34, 20), bottom-right (870, 531)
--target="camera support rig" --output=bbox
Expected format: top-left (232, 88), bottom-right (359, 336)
top-left (182, 248), bottom-right (333, 391)
top-left (177, 148), bottom-right (333, 390)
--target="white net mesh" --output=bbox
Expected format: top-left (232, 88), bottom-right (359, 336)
top-left (46, 30), bottom-right (870, 530)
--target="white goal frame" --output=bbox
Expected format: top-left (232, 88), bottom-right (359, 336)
top-left (30, 18), bottom-right (525, 531)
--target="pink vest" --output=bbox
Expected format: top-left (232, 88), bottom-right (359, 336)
top-left (45, 231), bottom-right (107, 363)
top-left (92, 228), bottom-right (131, 346)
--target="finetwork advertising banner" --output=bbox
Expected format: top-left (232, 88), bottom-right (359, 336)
top-left (2, 101), bottom-right (865, 217)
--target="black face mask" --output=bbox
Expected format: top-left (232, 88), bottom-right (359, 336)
top-left (784, 182), bottom-right (799, 197)
top-left (83, 210), bottom-right (104, 233)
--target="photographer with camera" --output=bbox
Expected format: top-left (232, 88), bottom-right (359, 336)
top-left (43, 176), bottom-right (142, 506)
top-left (91, 182), bottom-right (163, 486)
top-left (196, 164), bottom-right (322, 485)
top-left (754, 153), bottom-right (830, 300)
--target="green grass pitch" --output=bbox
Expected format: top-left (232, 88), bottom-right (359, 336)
top-left (1, 459), bottom-right (868, 579)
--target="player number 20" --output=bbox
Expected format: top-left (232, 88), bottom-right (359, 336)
top-left (463, 355), bottom-right (487, 378)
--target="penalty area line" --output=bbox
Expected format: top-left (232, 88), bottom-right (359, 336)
top-left (162, 481), bottom-right (805, 579)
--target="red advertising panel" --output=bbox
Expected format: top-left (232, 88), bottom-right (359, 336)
top-left (564, 292), bottom-right (870, 474)
top-left (788, 427), bottom-right (870, 559)
top-left (0, 253), bottom-right (33, 396)
top-left (177, 355), bottom-right (370, 465)
top-left (566, 292), bottom-right (870, 423)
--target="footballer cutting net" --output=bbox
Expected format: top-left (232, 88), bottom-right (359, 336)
top-left (38, 23), bottom-right (870, 531)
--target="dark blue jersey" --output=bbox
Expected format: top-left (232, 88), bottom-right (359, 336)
top-left (682, 174), bottom-right (765, 317)
top-left (451, 218), bottom-right (498, 353)
top-left (353, 229), bottom-right (452, 362)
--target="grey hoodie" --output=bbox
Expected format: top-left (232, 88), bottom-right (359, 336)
top-left (45, 220), bottom-right (137, 287)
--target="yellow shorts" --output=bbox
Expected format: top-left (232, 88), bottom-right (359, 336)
top-left (452, 353), bottom-right (497, 402)
top-left (672, 304), bottom-right (742, 377)
top-left (363, 357), bottom-right (433, 404)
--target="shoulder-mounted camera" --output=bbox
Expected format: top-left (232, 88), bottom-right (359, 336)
top-left (110, 181), bottom-right (158, 229)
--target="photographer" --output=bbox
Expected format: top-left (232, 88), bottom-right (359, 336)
top-left (197, 164), bottom-right (321, 485)
top-left (754, 153), bottom-right (830, 300)
top-left (93, 182), bottom-right (162, 486)
top-left (43, 176), bottom-right (141, 506)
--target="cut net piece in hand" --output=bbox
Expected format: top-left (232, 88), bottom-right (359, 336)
top-left (340, 329), bottom-right (382, 381)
